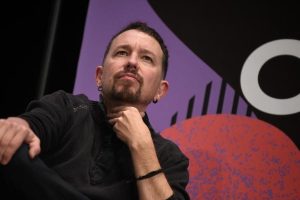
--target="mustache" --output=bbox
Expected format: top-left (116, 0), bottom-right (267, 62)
top-left (114, 70), bottom-right (143, 84)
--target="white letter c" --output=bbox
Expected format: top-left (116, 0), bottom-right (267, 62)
top-left (240, 39), bottom-right (300, 115)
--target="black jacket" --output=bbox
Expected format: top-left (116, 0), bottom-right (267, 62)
top-left (19, 90), bottom-right (189, 199)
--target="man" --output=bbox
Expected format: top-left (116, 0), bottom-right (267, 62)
top-left (0, 21), bottom-right (189, 199)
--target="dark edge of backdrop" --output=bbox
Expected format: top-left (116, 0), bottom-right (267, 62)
top-left (0, 0), bottom-right (89, 118)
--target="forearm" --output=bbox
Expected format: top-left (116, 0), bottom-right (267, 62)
top-left (107, 107), bottom-right (182, 199)
top-left (129, 140), bottom-right (173, 200)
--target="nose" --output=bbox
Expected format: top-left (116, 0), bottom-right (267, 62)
top-left (125, 54), bottom-right (139, 72)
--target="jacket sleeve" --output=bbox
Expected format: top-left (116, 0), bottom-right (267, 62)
top-left (19, 90), bottom-right (74, 153)
top-left (155, 136), bottom-right (190, 200)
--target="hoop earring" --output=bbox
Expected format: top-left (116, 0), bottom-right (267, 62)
top-left (97, 85), bottom-right (102, 92)
top-left (153, 99), bottom-right (158, 104)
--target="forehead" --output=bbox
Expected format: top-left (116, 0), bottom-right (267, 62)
top-left (110, 29), bottom-right (163, 56)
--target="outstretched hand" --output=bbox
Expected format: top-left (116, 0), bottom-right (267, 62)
top-left (0, 117), bottom-right (40, 165)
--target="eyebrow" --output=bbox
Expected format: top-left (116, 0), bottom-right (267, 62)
top-left (140, 49), bottom-right (156, 58)
top-left (114, 44), bottom-right (157, 58)
top-left (114, 44), bottom-right (130, 50)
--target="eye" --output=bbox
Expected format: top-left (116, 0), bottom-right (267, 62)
top-left (115, 50), bottom-right (128, 56)
top-left (141, 55), bottom-right (153, 63)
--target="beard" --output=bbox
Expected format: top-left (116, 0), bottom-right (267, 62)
top-left (101, 69), bottom-right (151, 105)
top-left (110, 79), bottom-right (142, 103)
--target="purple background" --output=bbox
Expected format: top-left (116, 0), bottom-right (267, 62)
top-left (73, 0), bottom-right (250, 132)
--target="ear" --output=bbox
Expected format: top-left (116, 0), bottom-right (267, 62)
top-left (155, 80), bottom-right (169, 101)
top-left (95, 66), bottom-right (103, 86)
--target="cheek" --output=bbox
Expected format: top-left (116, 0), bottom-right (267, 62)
top-left (148, 70), bottom-right (162, 84)
top-left (102, 65), bottom-right (117, 79)
top-left (101, 71), bottom-right (114, 88)
top-left (104, 76), bottom-right (114, 86)
top-left (143, 75), bottom-right (161, 92)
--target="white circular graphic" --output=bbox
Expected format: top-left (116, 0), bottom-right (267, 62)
top-left (240, 39), bottom-right (300, 115)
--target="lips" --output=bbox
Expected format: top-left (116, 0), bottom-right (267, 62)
top-left (116, 72), bottom-right (142, 83)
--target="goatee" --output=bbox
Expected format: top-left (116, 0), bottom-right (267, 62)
top-left (111, 80), bottom-right (142, 103)
top-left (110, 69), bottom-right (144, 103)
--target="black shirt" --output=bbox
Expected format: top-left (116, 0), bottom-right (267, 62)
top-left (20, 90), bottom-right (189, 200)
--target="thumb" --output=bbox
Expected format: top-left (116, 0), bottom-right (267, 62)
top-left (25, 132), bottom-right (41, 159)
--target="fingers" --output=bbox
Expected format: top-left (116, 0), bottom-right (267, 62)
top-left (24, 129), bottom-right (41, 159)
top-left (28, 136), bottom-right (41, 159)
top-left (139, 112), bottom-right (145, 117)
top-left (0, 122), bottom-right (15, 163)
top-left (107, 112), bottom-right (122, 120)
top-left (108, 117), bottom-right (118, 126)
top-left (0, 121), bottom-right (26, 165)
top-left (0, 119), bottom-right (40, 165)
top-left (1, 133), bottom-right (25, 165)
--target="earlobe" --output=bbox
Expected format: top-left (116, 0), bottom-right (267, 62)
top-left (153, 81), bottom-right (168, 104)
top-left (96, 66), bottom-right (103, 84)
top-left (157, 80), bottom-right (169, 100)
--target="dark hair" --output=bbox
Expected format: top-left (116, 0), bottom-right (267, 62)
top-left (102, 21), bottom-right (169, 79)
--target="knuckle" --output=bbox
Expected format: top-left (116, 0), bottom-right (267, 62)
top-left (6, 142), bottom-right (15, 152)
top-left (20, 126), bottom-right (29, 133)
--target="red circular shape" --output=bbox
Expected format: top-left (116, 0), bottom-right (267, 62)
top-left (161, 114), bottom-right (300, 200)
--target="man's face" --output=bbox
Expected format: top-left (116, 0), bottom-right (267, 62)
top-left (98, 29), bottom-right (167, 107)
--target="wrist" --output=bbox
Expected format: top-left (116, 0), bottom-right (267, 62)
top-left (136, 168), bottom-right (163, 181)
top-left (128, 135), bottom-right (154, 152)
